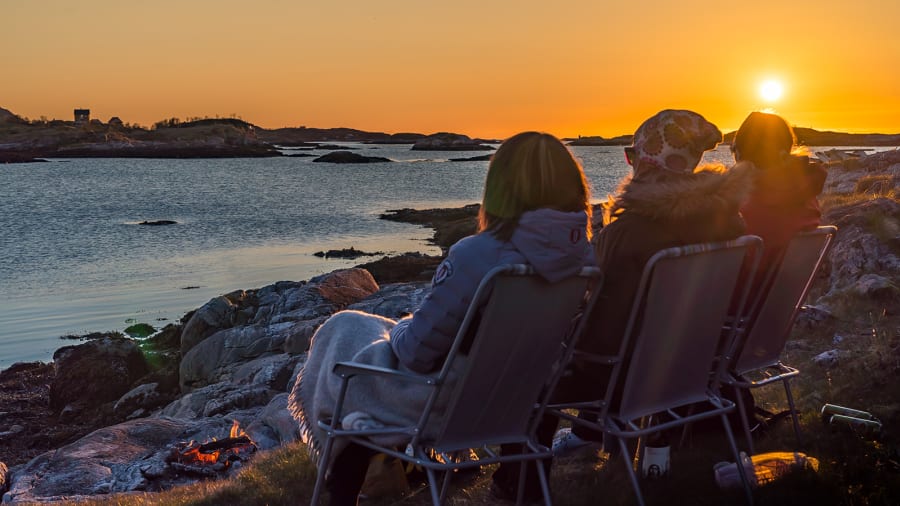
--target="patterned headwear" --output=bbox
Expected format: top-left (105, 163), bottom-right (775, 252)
top-left (629, 109), bottom-right (722, 175)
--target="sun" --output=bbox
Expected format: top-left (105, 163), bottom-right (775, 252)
top-left (759, 79), bottom-right (784, 103)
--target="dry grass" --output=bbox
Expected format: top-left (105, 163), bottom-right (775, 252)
top-left (69, 442), bottom-right (318, 506)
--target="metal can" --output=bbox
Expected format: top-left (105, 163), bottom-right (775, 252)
top-left (820, 404), bottom-right (875, 421)
top-left (828, 414), bottom-right (882, 435)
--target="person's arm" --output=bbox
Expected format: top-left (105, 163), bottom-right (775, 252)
top-left (389, 238), bottom-right (490, 373)
top-left (804, 159), bottom-right (827, 196)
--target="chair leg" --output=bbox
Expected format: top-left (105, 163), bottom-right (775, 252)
top-left (733, 385), bottom-right (755, 455)
top-left (782, 379), bottom-right (803, 450)
top-left (633, 416), bottom-right (650, 477)
top-left (425, 467), bottom-right (443, 505)
top-left (679, 404), bottom-right (697, 449)
top-left (534, 457), bottom-right (553, 506)
top-left (617, 436), bottom-right (645, 506)
top-left (310, 436), bottom-right (337, 506)
top-left (438, 464), bottom-right (453, 504)
top-left (720, 413), bottom-right (755, 506)
top-left (515, 460), bottom-right (527, 506)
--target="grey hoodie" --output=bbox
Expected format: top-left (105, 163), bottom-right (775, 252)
top-left (390, 208), bottom-right (594, 373)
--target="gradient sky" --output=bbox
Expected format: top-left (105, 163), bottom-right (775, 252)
top-left (3, 0), bottom-right (899, 139)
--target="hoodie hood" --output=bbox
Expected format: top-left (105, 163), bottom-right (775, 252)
top-left (748, 156), bottom-right (826, 207)
top-left (509, 208), bottom-right (593, 282)
top-left (607, 162), bottom-right (756, 223)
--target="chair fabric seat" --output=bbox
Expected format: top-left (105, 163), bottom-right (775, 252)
top-left (721, 226), bottom-right (837, 454)
top-left (550, 236), bottom-right (763, 506)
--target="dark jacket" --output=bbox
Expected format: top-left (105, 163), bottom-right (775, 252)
top-left (565, 163), bottom-right (754, 398)
top-left (741, 155), bottom-right (826, 277)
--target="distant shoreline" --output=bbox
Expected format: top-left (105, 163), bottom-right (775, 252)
top-left (3, 107), bottom-right (900, 163)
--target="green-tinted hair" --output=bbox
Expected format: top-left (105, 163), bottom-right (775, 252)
top-left (478, 131), bottom-right (592, 241)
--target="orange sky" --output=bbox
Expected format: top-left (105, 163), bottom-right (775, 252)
top-left (3, 0), bottom-right (899, 139)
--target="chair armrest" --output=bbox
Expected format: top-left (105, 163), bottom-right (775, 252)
top-left (547, 400), bottom-right (606, 411)
top-left (332, 361), bottom-right (438, 386)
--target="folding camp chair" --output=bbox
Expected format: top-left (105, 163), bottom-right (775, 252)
top-left (310, 264), bottom-right (602, 506)
top-left (721, 226), bottom-right (837, 454)
top-left (551, 236), bottom-right (762, 506)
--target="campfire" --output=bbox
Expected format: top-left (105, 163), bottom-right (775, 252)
top-left (167, 420), bottom-right (257, 476)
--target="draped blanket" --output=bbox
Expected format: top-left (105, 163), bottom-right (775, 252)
top-left (288, 310), bottom-right (456, 469)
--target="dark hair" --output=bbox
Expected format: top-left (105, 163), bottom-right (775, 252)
top-left (732, 111), bottom-right (795, 168)
top-left (478, 131), bottom-right (592, 242)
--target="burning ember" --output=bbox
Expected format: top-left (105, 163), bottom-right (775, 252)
top-left (167, 420), bottom-right (257, 476)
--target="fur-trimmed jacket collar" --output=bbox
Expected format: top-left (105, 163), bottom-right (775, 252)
top-left (606, 161), bottom-right (756, 224)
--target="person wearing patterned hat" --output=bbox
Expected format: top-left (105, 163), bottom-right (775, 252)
top-left (585, 109), bottom-right (755, 354)
top-left (543, 109), bottom-right (757, 460)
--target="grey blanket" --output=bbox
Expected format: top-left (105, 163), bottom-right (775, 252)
top-left (288, 310), bottom-right (456, 469)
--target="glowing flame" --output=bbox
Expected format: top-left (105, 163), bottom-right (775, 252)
top-left (230, 420), bottom-right (247, 438)
top-left (173, 421), bottom-right (256, 470)
top-left (181, 446), bottom-right (220, 464)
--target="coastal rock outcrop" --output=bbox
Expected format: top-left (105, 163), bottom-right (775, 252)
top-left (179, 269), bottom-right (378, 391)
top-left (820, 149), bottom-right (900, 306)
top-left (180, 290), bottom-right (258, 355)
top-left (1, 270), bottom-right (427, 504)
top-left (50, 337), bottom-right (149, 417)
top-left (355, 253), bottom-right (443, 284)
top-left (313, 247), bottom-right (382, 259)
top-left (411, 133), bottom-right (495, 151)
top-left (312, 151), bottom-right (391, 163)
top-left (380, 204), bottom-right (481, 252)
top-left (449, 153), bottom-right (492, 161)
top-left (138, 220), bottom-right (177, 226)
top-left (823, 198), bottom-right (900, 297)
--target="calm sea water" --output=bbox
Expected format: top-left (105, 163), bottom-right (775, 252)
top-left (0, 144), bottom-right (883, 368)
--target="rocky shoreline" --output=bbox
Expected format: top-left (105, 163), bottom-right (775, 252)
top-left (0, 108), bottom-right (500, 163)
top-left (0, 207), bottom-right (472, 474)
top-left (1, 151), bottom-right (899, 503)
top-left (5, 105), bottom-right (900, 164)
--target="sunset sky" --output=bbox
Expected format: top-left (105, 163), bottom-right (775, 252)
top-left (4, 0), bottom-right (899, 139)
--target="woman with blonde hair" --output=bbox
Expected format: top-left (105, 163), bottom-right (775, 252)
top-left (290, 131), bottom-right (594, 505)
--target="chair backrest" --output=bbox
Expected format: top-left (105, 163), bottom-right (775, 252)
top-left (612, 236), bottom-right (761, 422)
top-left (731, 226), bottom-right (837, 376)
top-left (424, 264), bottom-right (601, 453)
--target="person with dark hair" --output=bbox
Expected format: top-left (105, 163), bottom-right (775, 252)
top-left (732, 111), bottom-right (826, 277)
top-left (289, 131), bottom-right (595, 505)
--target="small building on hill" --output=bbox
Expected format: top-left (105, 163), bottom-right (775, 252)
top-left (74, 108), bottom-right (90, 125)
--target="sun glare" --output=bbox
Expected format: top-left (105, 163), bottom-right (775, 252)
top-left (759, 79), bottom-right (784, 103)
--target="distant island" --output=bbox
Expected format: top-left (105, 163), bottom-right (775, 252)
top-left (566, 129), bottom-right (900, 147)
top-left (2, 106), bottom-right (898, 163)
top-left (0, 107), bottom-right (498, 163)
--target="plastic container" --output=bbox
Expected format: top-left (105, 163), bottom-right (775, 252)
top-left (714, 451), bottom-right (819, 489)
top-left (820, 403), bottom-right (876, 421)
top-left (827, 414), bottom-right (882, 435)
top-left (642, 445), bottom-right (670, 478)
